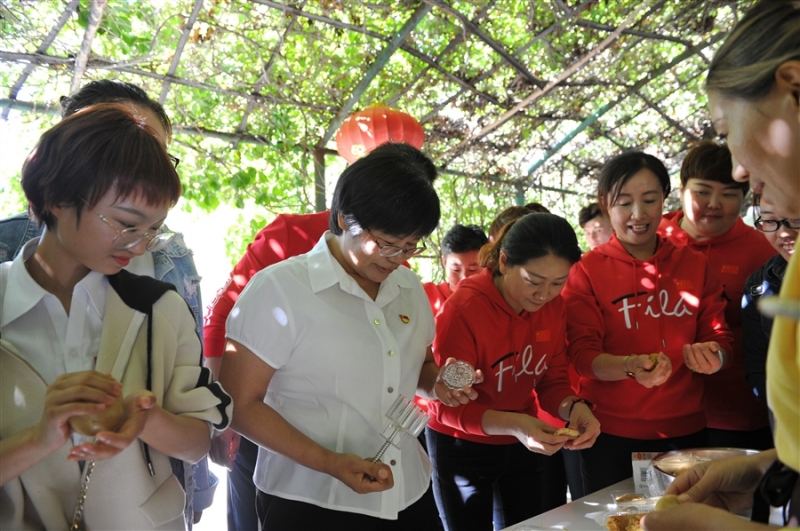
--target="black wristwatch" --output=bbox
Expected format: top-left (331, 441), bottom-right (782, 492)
top-left (568, 398), bottom-right (593, 418)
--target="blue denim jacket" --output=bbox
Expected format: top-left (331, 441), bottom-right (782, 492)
top-left (0, 212), bottom-right (216, 519)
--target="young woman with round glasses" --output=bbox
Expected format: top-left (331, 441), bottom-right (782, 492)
top-left (0, 79), bottom-right (203, 344)
top-left (0, 104), bottom-right (232, 530)
top-left (0, 79), bottom-right (214, 526)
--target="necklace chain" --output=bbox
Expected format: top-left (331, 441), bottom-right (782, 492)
top-left (70, 458), bottom-right (95, 531)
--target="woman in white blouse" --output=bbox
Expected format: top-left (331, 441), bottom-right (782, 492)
top-left (0, 103), bottom-right (231, 530)
top-left (221, 143), bottom-right (479, 530)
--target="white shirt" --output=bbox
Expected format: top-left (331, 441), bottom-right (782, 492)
top-left (1, 239), bottom-right (107, 385)
top-left (226, 232), bottom-right (435, 519)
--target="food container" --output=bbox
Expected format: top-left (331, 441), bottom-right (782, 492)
top-left (595, 505), bottom-right (654, 530)
top-left (610, 490), bottom-right (649, 507)
top-left (649, 447), bottom-right (759, 495)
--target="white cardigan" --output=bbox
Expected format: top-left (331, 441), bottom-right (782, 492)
top-left (0, 272), bottom-right (232, 530)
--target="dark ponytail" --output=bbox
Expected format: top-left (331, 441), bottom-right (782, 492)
top-left (480, 213), bottom-right (581, 276)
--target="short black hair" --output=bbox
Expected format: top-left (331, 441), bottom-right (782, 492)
top-left (523, 202), bottom-right (550, 213)
top-left (578, 202), bottom-right (604, 227)
top-left (60, 80), bottom-right (172, 142)
top-left (441, 224), bottom-right (488, 256)
top-left (367, 141), bottom-right (438, 184)
top-left (329, 143), bottom-right (440, 238)
top-left (680, 140), bottom-right (748, 193)
top-left (480, 213), bottom-right (582, 274)
top-left (597, 151), bottom-right (670, 209)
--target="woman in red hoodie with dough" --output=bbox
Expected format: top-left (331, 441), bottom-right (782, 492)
top-left (657, 141), bottom-right (776, 450)
top-left (563, 151), bottom-right (734, 494)
top-left (426, 212), bottom-right (601, 531)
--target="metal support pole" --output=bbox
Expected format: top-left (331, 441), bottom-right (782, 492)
top-left (314, 148), bottom-right (326, 213)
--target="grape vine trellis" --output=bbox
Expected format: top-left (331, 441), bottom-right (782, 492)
top-left (0, 0), bottom-right (751, 266)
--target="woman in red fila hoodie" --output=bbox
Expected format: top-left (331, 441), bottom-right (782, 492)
top-left (563, 151), bottom-right (734, 495)
top-left (657, 141), bottom-right (776, 450)
top-left (426, 213), bottom-right (601, 531)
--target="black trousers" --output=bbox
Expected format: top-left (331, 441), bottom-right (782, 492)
top-left (580, 430), bottom-right (708, 494)
top-left (538, 447), bottom-right (586, 510)
top-left (426, 428), bottom-right (550, 531)
top-left (706, 426), bottom-right (774, 451)
top-left (255, 486), bottom-right (442, 531)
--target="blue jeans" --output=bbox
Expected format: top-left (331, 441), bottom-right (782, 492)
top-left (426, 428), bottom-right (549, 531)
top-left (228, 437), bottom-right (260, 531)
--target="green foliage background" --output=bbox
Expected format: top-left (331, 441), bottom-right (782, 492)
top-left (1, 0), bottom-right (751, 282)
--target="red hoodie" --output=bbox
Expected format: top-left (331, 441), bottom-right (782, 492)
top-left (427, 268), bottom-right (576, 445)
top-left (423, 281), bottom-right (453, 318)
top-left (204, 211), bottom-right (330, 358)
top-left (563, 235), bottom-right (733, 440)
top-left (658, 212), bottom-right (776, 431)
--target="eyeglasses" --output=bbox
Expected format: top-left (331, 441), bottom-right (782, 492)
top-left (754, 216), bottom-right (800, 233)
top-left (168, 154), bottom-right (180, 168)
top-left (367, 230), bottom-right (426, 258)
top-left (89, 205), bottom-right (176, 252)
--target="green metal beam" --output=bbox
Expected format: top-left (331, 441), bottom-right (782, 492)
top-left (0, 99), bottom-right (60, 116)
top-left (524, 31), bottom-right (727, 178)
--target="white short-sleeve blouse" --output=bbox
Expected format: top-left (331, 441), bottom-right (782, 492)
top-left (225, 232), bottom-right (435, 520)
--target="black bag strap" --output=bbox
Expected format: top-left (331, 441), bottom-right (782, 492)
top-left (752, 458), bottom-right (799, 525)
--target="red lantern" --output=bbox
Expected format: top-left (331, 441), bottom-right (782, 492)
top-left (335, 105), bottom-right (425, 163)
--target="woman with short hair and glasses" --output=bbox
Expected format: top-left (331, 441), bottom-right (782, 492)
top-left (220, 143), bottom-right (480, 530)
top-left (0, 79), bottom-right (201, 342)
top-left (742, 193), bottom-right (798, 406)
top-left (0, 103), bottom-right (232, 530)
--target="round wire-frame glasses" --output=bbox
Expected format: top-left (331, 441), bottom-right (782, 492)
top-left (367, 230), bottom-right (426, 258)
top-left (90, 206), bottom-right (176, 252)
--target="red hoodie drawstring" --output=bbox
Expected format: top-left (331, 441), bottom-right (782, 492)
top-left (633, 265), bottom-right (639, 330)
top-left (655, 256), bottom-right (666, 349)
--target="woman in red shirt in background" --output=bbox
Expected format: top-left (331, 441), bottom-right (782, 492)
top-left (658, 141), bottom-right (776, 450)
top-left (426, 212), bottom-right (600, 531)
top-left (563, 151), bottom-right (734, 494)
